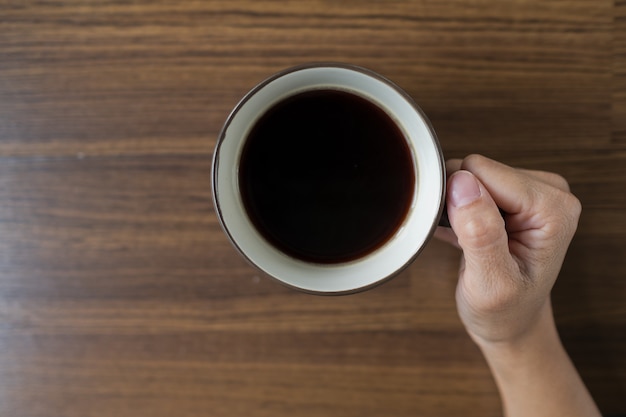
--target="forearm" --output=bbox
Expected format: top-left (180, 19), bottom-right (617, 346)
top-left (476, 303), bottom-right (601, 417)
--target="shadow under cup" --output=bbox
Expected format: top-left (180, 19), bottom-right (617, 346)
top-left (212, 64), bottom-right (445, 294)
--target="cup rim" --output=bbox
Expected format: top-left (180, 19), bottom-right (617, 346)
top-left (212, 62), bottom-right (446, 295)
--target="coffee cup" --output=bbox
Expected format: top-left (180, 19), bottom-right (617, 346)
top-left (212, 63), bottom-right (445, 294)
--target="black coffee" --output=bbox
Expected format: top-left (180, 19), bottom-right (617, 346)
top-left (238, 89), bottom-right (415, 264)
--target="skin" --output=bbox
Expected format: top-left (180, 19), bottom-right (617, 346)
top-left (434, 154), bottom-right (601, 417)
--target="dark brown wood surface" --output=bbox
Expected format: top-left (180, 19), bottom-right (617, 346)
top-left (1, 1), bottom-right (624, 416)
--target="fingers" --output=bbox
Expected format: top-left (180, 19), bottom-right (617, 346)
top-left (446, 159), bottom-right (463, 175)
top-left (446, 170), bottom-right (518, 281)
top-left (517, 168), bottom-right (571, 192)
top-left (439, 155), bottom-right (582, 346)
top-left (460, 154), bottom-right (581, 256)
top-left (433, 158), bottom-right (467, 247)
top-left (462, 156), bottom-right (578, 225)
top-left (446, 158), bottom-right (570, 198)
top-left (446, 156), bottom-right (569, 192)
top-left (436, 155), bottom-right (581, 255)
top-left (460, 155), bottom-right (534, 215)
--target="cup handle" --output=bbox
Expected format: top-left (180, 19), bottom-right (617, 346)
top-left (438, 203), bottom-right (452, 228)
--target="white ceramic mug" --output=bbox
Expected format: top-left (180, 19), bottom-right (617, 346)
top-left (212, 63), bottom-right (445, 294)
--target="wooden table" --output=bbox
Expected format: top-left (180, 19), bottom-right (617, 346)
top-left (1, 1), bottom-right (624, 416)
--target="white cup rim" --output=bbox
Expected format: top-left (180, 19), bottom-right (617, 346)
top-left (212, 63), bottom-right (445, 295)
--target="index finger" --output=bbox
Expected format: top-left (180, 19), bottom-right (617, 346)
top-left (460, 154), bottom-right (581, 239)
top-left (460, 155), bottom-right (557, 216)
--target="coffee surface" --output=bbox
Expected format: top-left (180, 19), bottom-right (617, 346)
top-left (239, 89), bottom-right (415, 264)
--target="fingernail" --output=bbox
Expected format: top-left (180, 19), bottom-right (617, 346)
top-left (449, 171), bottom-right (482, 208)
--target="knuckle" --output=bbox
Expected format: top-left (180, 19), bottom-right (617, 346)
top-left (567, 193), bottom-right (583, 219)
top-left (554, 189), bottom-right (582, 222)
top-left (540, 190), bottom-right (582, 240)
top-left (460, 214), bottom-right (505, 249)
top-left (546, 172), bottom-right (571, 192)
top-left (462, 154), bottom-right (488, 170)
top-left (482, 286), bottom-right (519, 314)
top-left (462, 271), bottom-right (525, 315)
top-left (563, 192), bottom-right (582, 234)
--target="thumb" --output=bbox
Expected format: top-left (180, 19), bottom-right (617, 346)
top-left (447, 170), bottom-right (513, 280)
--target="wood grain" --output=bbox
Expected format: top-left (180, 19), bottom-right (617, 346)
top-left (0, 1), bottom-right (624, 416)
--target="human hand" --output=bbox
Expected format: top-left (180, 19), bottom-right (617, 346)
top-left (435, 154), bottom-right (582, 347)
top-left (434, 155), bottom-right (601, 417)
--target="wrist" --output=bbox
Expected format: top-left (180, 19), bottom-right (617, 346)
top-left (472, 301), bottom-right (602, 417)
top-left (473, 302), bottom-right (562, 364)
